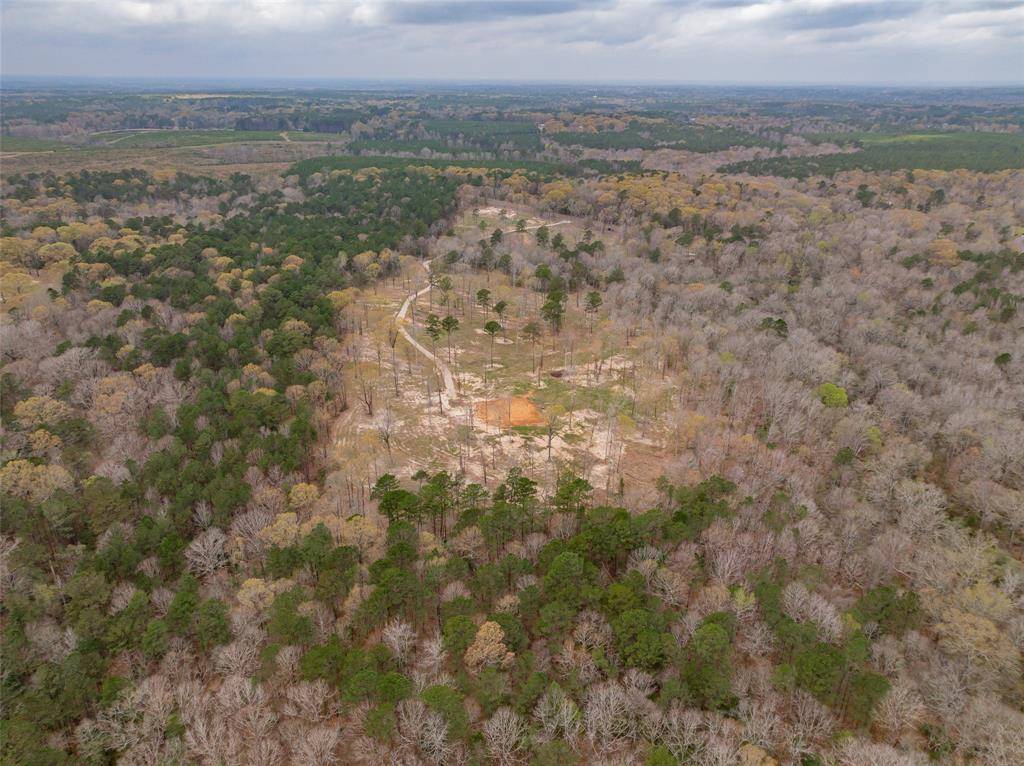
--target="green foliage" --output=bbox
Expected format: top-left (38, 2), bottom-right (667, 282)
top-left (681, 613), bottom-right (735, 710)
top-left (364, 702), bottom-right (397, 742)
top-left (952, 249), bottom-right (1023, 321)
top-left (377, 671), bottom-right (413, 704)
top-left (487, 611), bottom-right (527, 654)
top-left (793, 643), bottom-right (845, 702)
top-left (443, 615), bottom-right (477, 658)
top-left (541, 289), bottom-right (567, 333)
top-left (165, 574), bottom-right (199, 635)
top-left (660, 475), bottom-right (736, 541)
top-left (472, 666), bottom-right (510, 716)
top-left (612, 608), bottom-right (670, 670)
top-left (755, 574), bottom-right (891, 726)
top-left (531, 739), bottom-right (578, 766)
top-left (723, 131), bottom-right (1024, 176)
top-left (0, 144), bottom-right (640, 763)
top-left (646, 745), bottom-right (679, 766)
top-left (92, 129), bottom-right (283, 148)
top-left (760, 316), bottom-right (789, 338)
top-left (816, 382), bottom-right (849, 408)
top-left (551, 122), bottom-right (772, 153)
top-left (573, 506), bottom-right (642, 574)
top-left (851, 586), bottom-right (920, 636)
top-left (299, 636), bottom-right (347, 686)
top-left (299, 637), bottom-right (400, 706)
top-left (537, 599), bottom-right (579, 639)
top-left (553, 474), bottom-right (592, 515)
top-left (194, 599), bottom-right (232, 650)
top-left (81, 477), bottom-right (131, 536)
top-left (422, 685), bottom-right (469, 739)
top-left (921, 723), bottom-right (955, 761)
top-left (141, 618), bottom-right (170, 659)
top-left (543, 552), bottom-right (594, 607)
top-left (845, 671), bottom-right (890, 727)
top-left (267, 588), bottom-right (315, 645)
top-left (104, 591), bottom-right (151, 651)
top-left (9, 92), bottom-right (1001, 761)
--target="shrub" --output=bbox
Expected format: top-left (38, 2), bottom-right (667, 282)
top-left (816, 383), bottom-right (849, 408)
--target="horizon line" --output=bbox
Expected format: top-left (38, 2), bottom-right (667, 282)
top-left (3, 74), bottom-right (1023, 90)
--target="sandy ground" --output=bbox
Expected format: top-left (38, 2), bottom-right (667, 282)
top-left (324, 207), bottom-right (676, 508)
top-left (395, 258), bottom-right (458, 403)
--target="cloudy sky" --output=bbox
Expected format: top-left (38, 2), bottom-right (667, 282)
top-left (2, 0), bottom-right (1022, 84)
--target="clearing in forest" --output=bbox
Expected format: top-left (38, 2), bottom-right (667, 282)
top-left (475, 396), bottom-right (546, 427)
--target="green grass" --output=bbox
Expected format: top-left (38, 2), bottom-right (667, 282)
top-left (0, 136), bottom-right (70, 152)
top-left (723, 132), bottom-right (1024, 177)
top-left (91, 130), bottom-right (283, 148)
top-left (511, 425), bottom-right (546, 437)
top-left (531, 375), bottom-right (631, 415)
top-left (286, 131), bottom-right (349, 142)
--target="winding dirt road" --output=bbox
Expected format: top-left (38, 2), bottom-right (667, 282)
top-left (395, 220), bottom-right (570, 406)
top-left (396, 259), bottom-right (458, 404)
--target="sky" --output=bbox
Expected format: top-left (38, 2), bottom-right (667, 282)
top-left (2, 0), bottom-right (1023, 85)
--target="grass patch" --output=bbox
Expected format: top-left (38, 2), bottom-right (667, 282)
top-left (532, 376), bottom-right (631, 414)
top-left (511, 425), bottom-right (545, 438)
top-left (287, 131), bottom-right (349, 142)
top-left (0, 136), bottom-right (69, 152)
top-left (92, 130), bottom-right (283, 148)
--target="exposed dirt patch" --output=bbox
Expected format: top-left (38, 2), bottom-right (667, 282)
top-left (475, 396), bottom-right (546, 427)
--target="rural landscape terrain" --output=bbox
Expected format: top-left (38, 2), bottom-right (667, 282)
top-left (1, 82), bottom-right (1023, 766)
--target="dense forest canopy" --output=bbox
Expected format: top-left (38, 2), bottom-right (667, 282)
top-left (1, 84), bottom-right (1022, 766)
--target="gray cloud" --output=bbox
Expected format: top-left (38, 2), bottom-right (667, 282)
top-left (1, 0), bottom-right (1021, 84)
top-left (775, 2), bottom-right (921, 31)
top-left (374, 1), bottom-right (594, 25)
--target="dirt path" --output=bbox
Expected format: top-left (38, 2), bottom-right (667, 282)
top-left (396, 259), bottom-right (458, 404)
top-left (393, 221), bottom-right (567, 406)
top-left (500, 220), bottom-right (571, 234)
top-left (99, 129), bottom-right (167, 145)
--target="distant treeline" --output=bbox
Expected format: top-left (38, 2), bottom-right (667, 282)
top-left (722, 132), bottom-right (1024, 177)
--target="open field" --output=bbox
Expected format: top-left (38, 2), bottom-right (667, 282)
top-left (88, 129), bottom-right (285, 147)
top-left (0, 136), bottom-right (71, 152)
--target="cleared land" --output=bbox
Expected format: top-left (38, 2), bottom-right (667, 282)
top-left (474, 396), bottom-right (546, 427)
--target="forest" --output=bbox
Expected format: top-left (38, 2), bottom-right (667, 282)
top-left (0, 84), bottom-right (1022, 766)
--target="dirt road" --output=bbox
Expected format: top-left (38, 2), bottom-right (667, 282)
top-left (396, 259), bottom-right (458, 404)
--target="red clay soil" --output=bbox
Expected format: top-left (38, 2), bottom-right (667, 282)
top-left (475, 396), bottom-right (546, 427)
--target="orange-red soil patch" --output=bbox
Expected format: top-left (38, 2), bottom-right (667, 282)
top-left (475, 396), bottom-right (546, 427)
